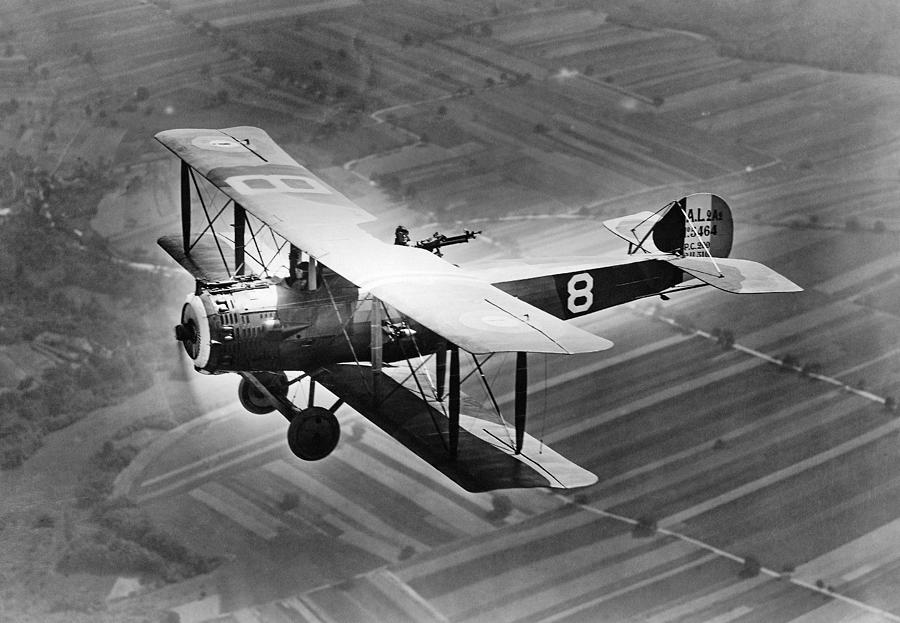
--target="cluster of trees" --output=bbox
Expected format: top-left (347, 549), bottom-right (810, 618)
top-left (0, 147), bottom-right (117, 222)
top-left (58, 500), bottom-right (219, 581)
top-left (459, 22), bottom-right (496, 38)
top-left (0, 346), bottom-right (156, 470)
top-left (196, 14), bottom-right (366, 110)
top-left (777, 353), bottom-right (896, 411)
top-left (655, 313), bottom-right (896, 412)
top-left (0, 205), bottom-right (172, 469)
top-left (54, 434), bottom-right (219, 583)
top-left (605, 0), bottom-right (900, 77)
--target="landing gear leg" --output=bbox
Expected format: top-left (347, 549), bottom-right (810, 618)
top-left (239, 372), bottom-right (342, 460)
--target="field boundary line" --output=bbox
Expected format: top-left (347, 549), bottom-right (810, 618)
top-left (631, 304), bottom-right (895, 408)
top-left (565, 499), bottom-right (900, 623)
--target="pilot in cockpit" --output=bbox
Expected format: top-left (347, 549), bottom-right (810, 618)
top-left (394, 225), bottom-right (410, 246)
top-left (286, 246), bottom-right (308, 290)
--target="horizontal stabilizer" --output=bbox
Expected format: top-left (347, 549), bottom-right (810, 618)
top-left (667, 256), bottom-right (803, 293)
top-left (603, 210), bottom-right (663, 251)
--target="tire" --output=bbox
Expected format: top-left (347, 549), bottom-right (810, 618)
top-left (286, 406), bottom-right (340, 461)
top-left (238, 372), bottom-right (288, 415)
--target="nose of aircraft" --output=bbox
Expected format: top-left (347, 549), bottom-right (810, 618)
top-left (176, 294), bottom-right (211, 368)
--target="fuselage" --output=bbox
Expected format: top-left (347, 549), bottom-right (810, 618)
top-left (175, 256), bottom-right (685, 373)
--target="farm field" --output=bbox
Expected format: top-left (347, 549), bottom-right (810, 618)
top-left (3, 1), bottom-right (900, 622)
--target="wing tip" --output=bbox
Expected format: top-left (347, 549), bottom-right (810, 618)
top-left (566, 336), bottom-right (615, 354)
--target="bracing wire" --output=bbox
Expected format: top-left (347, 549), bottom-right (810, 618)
top-left (629, 200), bottom-right (676, 254)
top-left (471, 353), bottom-right (514, 450)
top-left (377, 301), bottom-right (450, 451)
top-left (384, 300), bottom-right (442, 403)
top-left (320, 272), bottom-right (369, 389)
top-left (188, 169), bottom-right (231, 276)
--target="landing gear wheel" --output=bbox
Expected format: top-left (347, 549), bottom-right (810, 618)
top-left (238, 372), bottom-right (288, 415)
top-left (287, 407), bottom-right (340, 461)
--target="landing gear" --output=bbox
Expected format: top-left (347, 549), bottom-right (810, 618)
top-left (237, 372), bottom-right (341, 460)
top-left (287, 406), bottom-right (340, 461)
top-left (238, 372), bottom-right (288, 414)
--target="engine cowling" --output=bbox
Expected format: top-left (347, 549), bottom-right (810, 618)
top-left (174, 273), bottom-right (436, 374)
top-left (176, 278), bottom-right (299, 373)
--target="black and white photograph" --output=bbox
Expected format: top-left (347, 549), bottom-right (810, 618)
top-left (2, 1), bottom-right (900, 621)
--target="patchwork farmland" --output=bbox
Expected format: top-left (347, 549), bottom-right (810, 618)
top-left (4, 1), bottom-right (900, 622)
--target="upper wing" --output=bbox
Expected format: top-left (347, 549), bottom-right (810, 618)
top-left (156, 127), bottom-right (613, 355)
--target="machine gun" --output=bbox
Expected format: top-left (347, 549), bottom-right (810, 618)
top-left (414, 229), bottom-right (481, 257)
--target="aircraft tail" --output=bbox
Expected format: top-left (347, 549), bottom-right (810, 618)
top-left (603, 193), bottom-right (733, 258)
top-left (479, 193), bottom-right (799, 321)
top-left (603, 194), bottom-right (801, 294)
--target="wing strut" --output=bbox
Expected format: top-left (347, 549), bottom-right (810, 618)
top-left (435, 341), bottom-right (447, 400)
top-left (234, 203), bottom-right (246, 275)
top-left (515, 351), bottom-right (527, 454)
top-left (180, 160), bottom-right (191, 253)
top-left (449, 344), bottom-right (460, 459)
top-left (371, 295), bottom-right (383, 405)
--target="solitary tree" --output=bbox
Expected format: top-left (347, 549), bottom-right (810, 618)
top-left (277, 492), bottom-right (299, 511)
top-left (486, 494), bottom-right (512, 521)
top-left (713, 328), bottom-right (735, 349)
top-left (632, 515), bottom-right (657, 538)
top-left (780, 354), bottom-right (800, 371)
top-left (739, 556), bottom-right (761, 578)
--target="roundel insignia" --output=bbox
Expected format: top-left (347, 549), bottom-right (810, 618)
top-left (191, 135), bottom-right (244, 151)
top-left (459, 310), bottom-right (529, 333)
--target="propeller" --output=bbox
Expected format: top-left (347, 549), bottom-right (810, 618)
top-left (165, 326), bottom-right (202, 422)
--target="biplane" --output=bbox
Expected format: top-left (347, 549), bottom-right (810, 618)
top-left (156, 126), bottom-right (801, 492)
